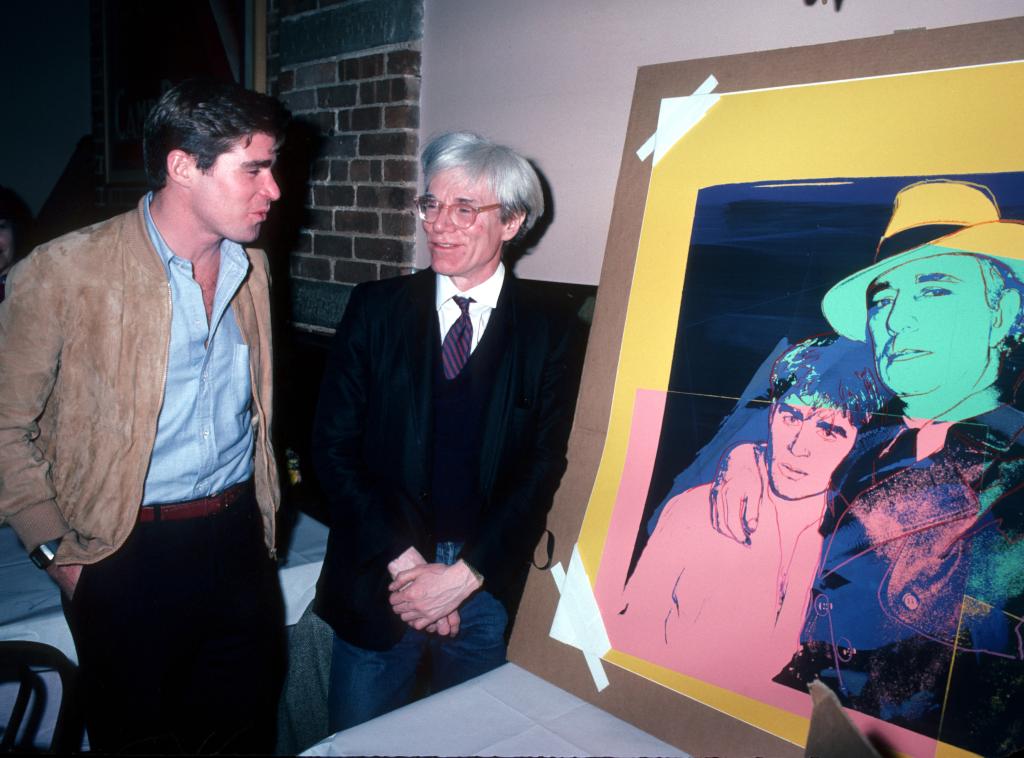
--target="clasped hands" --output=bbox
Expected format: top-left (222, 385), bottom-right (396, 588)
top-left (387, 546), bottom-right (482, 638)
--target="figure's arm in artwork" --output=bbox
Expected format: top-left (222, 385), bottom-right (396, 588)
top-left (709, 442), bottom-right (766, 545)
top-left (615, 488), bottom-right (707, 647)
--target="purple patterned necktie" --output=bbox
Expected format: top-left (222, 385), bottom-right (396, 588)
top-left (441, 295), bottom-right (474, 380)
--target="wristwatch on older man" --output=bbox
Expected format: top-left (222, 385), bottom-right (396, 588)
top-left (29, 539), bottom-right (62, 570)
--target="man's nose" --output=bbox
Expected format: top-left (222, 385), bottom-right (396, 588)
top-left (788, 425), bottom-right (812, 457)
top-left (263, 173), bottom-right (281, 201)
top-left (885, 293), bottom-right (916, 334)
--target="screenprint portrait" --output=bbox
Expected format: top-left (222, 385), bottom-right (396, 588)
top-left (704, 179), bottom-right (1024, 754)
top-left (607, 335), bottom-right (885, 700)
top-left (601, 177), bottom-right (1024, 755)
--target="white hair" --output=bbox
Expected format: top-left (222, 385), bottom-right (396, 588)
top-left (421, 131), bottom-right (544, 243)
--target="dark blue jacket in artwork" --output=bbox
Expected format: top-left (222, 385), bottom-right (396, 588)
top-left (774, 404), bottom-right (1024, 756)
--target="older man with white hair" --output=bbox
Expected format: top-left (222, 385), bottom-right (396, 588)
top-left (312, 132), bottom-right (574, 730)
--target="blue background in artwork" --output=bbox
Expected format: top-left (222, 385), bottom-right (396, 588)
top-left (624, 171), bottom-right (1024, 580)
top-left (672, 172), bottom-right (1024, 398)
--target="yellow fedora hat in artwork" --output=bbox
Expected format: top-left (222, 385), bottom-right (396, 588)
top-left (879, 178), bottom-right (1000, 241)
top-left (822, 179), bottom-right (1024, 341)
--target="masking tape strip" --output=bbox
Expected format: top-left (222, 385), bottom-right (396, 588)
top-left (636, 74), bottom-right (720, 163)
top-left (549, 543), bottom-right (611, 691)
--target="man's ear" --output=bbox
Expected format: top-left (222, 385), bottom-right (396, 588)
top-left (991, 286), bottom-right (1022, 348)
top-left (500, 213), bottom-right (525, 243)
top-left (165, 149), bottom-right (197, 189)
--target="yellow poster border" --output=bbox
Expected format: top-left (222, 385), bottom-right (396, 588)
top-left (577, 60), bottom-right (1024, 753)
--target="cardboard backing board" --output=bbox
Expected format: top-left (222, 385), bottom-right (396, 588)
top-left (508, 17), bottom-right (1024, 758)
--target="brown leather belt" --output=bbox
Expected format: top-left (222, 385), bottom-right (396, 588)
top-left (138, 480), bottom-right (252, 523)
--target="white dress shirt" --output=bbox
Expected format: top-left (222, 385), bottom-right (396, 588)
top-left (435, 262), bottom-right (505, 354)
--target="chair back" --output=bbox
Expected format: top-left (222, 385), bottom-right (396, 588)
top-left (0, 641), bottom-right (83, 754)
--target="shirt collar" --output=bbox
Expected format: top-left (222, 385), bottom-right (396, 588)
top-left (143, 192), bottom-right (174, 273)
top-left (143, 191), bottom-right (251, 276)
top-left (435, 261), bottom-right (505, 311)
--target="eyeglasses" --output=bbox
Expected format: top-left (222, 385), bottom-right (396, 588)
top-left (415, 196), bottom-right (502, 229)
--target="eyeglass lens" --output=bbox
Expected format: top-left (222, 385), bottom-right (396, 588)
top-left (416, 199), bottom-right (479, 228)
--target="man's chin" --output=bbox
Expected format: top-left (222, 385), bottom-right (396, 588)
top-left (880, 364), bottom-right (944, 396)
top-left (767, 472), bottom-right (825, 502)
top-left (429, 255), bottom-right (456, 274)
top-left (234, 227), bottom-right (262, 245)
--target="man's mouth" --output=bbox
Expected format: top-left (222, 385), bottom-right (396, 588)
top-left (885, 347), bottom-right (930, 364)
top-left (778, 462), bottom-right (808, 479)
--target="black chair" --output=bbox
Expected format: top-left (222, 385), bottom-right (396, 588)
top-left (0, 641), bottom-right (83, 754)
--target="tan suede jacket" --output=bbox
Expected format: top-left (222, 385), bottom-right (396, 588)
top-left (0, 199), bottom-right (280, 564)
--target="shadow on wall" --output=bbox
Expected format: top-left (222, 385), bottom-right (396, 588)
top-left (260, 117), bottom-right (326, 537)
top-left (504, 160), bottom-right (554, 274)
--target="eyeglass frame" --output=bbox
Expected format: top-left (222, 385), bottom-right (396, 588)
top-left (414, 195), bottom-right (504, 229)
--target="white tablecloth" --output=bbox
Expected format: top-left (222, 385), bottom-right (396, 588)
top-left (302, 663), bottom-right (690, 758)
top-left (278, 512), bottom-right (331, 626)
top-left (0, 524), bottom-right (75, 662)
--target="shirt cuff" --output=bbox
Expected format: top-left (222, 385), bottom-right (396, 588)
top-left (460, 559), bottom-right (484, 588)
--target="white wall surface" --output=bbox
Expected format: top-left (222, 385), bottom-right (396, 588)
top-left (420, 0), bottom-right (1024, 285)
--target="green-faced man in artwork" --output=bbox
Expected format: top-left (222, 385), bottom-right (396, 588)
top-left (772, 179), bottom-right (1024, 754)
top-left (823, 179), bottom-right (1024, 422)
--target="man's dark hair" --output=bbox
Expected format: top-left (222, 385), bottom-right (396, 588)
top-left (769, 334), bottom-right (889, 428)
top-left (143, 78), bottom-right (290, 190)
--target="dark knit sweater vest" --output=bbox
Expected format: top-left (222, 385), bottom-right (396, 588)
top-left (430, 312), bottom-right (507, 543)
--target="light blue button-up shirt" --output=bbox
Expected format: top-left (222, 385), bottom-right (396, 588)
top-left (141, 193), bottom-right (255, 505)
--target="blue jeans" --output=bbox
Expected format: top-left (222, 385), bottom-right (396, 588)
top-left (326, 543), bottom-right (508, 732)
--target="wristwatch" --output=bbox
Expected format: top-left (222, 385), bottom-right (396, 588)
top-left (29, 539), bottom-right (61, 570)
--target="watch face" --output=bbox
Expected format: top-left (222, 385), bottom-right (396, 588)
top-left (30, 543), bottom-right (55, 569)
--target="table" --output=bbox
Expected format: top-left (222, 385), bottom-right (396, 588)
top-left (0, 524), bottom-right (75, 662)
top-left (301, 663), bottom-right (690, 757)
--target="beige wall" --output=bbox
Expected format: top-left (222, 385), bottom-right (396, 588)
top-left (419, 0), bottom-right (1024, 285)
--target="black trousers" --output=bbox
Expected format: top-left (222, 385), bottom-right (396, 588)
top-left (62, 491), bottom-right (285, 754)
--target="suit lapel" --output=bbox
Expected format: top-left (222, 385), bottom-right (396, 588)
top-left (402, 270), bottom-right (437, 449)
top-left (478, 276), bottom-right (518, 497)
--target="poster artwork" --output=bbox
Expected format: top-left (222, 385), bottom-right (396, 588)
top-left (586, 62), bottom-right (1024, 757)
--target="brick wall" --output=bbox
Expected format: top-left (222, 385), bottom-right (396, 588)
top-left (269, 0), bottom-right (424, 332)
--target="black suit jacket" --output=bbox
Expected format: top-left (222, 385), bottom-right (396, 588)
top-left (312, 269), bottom-right (573, 650)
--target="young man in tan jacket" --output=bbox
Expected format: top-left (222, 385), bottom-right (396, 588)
top-left (0, 79), bottom-right (288, 754)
